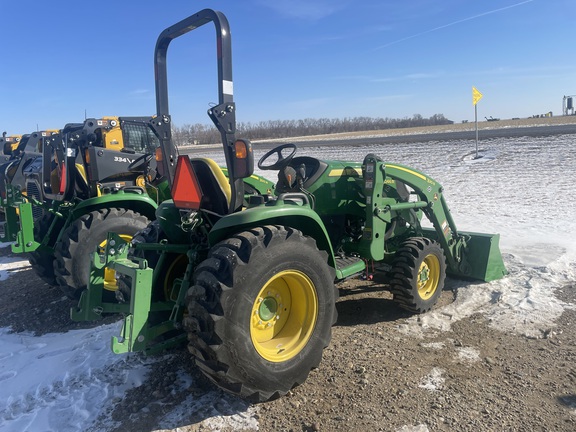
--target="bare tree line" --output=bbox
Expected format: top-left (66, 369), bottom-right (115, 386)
top-left (171, 113), bottom-right (453, 146)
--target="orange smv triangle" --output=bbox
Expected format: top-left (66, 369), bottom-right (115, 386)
top-left (172, 155), bottom-right (203, 209)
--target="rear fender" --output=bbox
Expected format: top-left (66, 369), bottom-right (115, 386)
top-left (70, 190), bottom-right (158, 221)
top-left (209, 200), bottom-right (336, 269)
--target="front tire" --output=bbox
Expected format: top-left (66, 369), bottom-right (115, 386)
top-left (389, 237), bottom-right (446, 313)
top-left (184, 225), bottom-right (337, 402)
top-left (53, 208), bottom-right (149, 299)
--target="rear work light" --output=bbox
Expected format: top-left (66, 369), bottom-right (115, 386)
top-left (172, 155), bottom-right (202, 209)
top-left (155, 147), bottom-right (163, 162)
top-left (58, 162), bottom-right (67, 195)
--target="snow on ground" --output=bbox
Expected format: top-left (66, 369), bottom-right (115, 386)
top-left (1, 134), bottom-right (575, 430)
top-left (0, 315), bottom-right (255, 432)
top-left (0, 324), bottom-right (151, 431)
top-left (0, 256), bottom-right (30, 281)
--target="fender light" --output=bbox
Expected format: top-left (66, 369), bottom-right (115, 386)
top-left (172, 155), bottom-right (202, 209)
top-left (155, 147), bottom-right (166, 178)
top-left (233, 139), bottom-right (254, 178)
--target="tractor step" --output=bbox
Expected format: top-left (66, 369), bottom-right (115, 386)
top-left (335, 255), bottom-right (365, 279)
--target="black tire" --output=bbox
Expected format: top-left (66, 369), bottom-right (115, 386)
top-left (27, 213), bottom-right (64, 286)
top-left (389, 237), bottom-right (446, 314)
top-left (184, 225), bottom-right (337, 402)
top-left (53, 208), bottom-right (150, 299)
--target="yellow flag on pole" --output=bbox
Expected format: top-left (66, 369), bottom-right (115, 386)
top-left (472, 87), bottom-right (483, 105)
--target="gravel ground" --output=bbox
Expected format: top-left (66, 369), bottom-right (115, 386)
top-left (1, 247), bottom-right (575, 432)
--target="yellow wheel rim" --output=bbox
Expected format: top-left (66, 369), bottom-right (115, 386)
top-left (417, 254), bottom-right (440, 300)
top-left (250, 270), bottom-right (318, 363)
top-left (99, 234), bottom-right (133, 291)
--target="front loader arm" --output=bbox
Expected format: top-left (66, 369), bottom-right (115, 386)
top-left (378, 161), bottom-right (505, 281)
top-left (381, 163), bottom-right (465, 272)
top-left (351, 155), bottom-right (462, 264)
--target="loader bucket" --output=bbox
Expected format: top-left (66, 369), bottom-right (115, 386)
top-left (423, 228), bottom-right (507, 282)
top-left (452, 231), bottom-right (507, 282)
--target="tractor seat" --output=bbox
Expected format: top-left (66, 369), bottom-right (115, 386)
top-left (189, 157), bottom-right (231, 215)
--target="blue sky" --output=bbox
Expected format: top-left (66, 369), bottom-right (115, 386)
top-left (2, 0), bottom-right (574, 133)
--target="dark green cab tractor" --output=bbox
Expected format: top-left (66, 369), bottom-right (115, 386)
top-left (83, 9), bottom-right (506, 402)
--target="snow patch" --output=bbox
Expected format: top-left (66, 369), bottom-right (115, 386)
top-left (419, 368), bottom-right (445, 392)
top-left (455, 347), bottom-right (481, 363)
top-left (0, 256), bottom-right (30, 281)
top-left (396, 424), bottom-right (430, 432)
top-left (397, 249), bottom-right (575, 339)
top-left (158, 393), bottom-right (258, 431)
top-left (419, 342), bottom-right (446, 350)
top-left (0, 324), bottom-right (153, 432)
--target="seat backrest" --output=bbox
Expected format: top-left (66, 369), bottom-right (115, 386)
top-left (190, 157), bottom-right (231, 215)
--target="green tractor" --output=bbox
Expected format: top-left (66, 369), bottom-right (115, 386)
top-left (81, 9), bottom-right (506, 402)
top-left (0, 116), bottom-right (169, 299)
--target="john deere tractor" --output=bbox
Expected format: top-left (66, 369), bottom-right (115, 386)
top-left (80, 9), bottom-right (506, 402)
top-left (0, 116), bottom-right (168, 299)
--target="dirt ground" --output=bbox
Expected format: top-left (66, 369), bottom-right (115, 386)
top-left (1, 244), bottom-right (575, 432)
top-left (2, 117), bottom-right (576, 430)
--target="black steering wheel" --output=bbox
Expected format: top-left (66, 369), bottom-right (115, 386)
top-left (257, 143), bottom-right (297, 170)
top-left (128, 153), bottom-right (153, 173)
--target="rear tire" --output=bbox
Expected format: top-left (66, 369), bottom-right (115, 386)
top-left (53, 208), bottom-right (149, 299)
top-left (184, 225), bottom-right (337, 402)
top-left (389, 237), bottom-right (446, 313)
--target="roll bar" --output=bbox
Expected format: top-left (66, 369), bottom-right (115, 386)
top-left (152, 9), bottom-right (244, 211)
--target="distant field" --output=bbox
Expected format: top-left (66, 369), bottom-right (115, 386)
top-left (181, 115), bottom-right (576, 150)
top-left (258, 115), bottom-right (576, 142)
